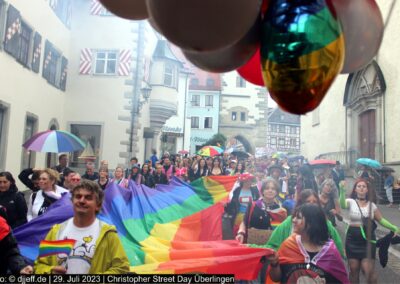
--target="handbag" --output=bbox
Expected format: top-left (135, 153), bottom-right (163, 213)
top-left (356, 201), bottom-right (377, 234)
top-left (245, 202), bottom-right (273, 245)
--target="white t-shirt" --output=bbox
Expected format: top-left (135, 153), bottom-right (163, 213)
top-left (58, 218), bottom-right (101, 274)
top-left (27, 186), bottom-right (69, 221)
top-left (347, 199), bottom-right (377, 226)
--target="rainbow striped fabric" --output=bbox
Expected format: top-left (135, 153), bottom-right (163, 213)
top-left (15, 176), bottom-right (272, 280)
top-left (38, 239), bottom-right (76, 257)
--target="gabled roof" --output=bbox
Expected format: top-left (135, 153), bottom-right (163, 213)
top-left (268, 107), bottom-right (300, 124)
top-left (152, 40), bottom-right (182, 65)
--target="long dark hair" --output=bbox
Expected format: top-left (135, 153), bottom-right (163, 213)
top-left (350, 178), bottom-right (376, 203)
top-left (295, 203), bottom-right (329, 245)
top-left (0, 171), bottom-right (18, 191)
top-left (296, 189), bottom-right (320, 209)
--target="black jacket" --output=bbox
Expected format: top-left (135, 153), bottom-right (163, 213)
top-left (153, 172), bottom-right (168, 185)
top-left (0, 187), bottom-right (27, 229)
top-left (0, 217), bottom-right (27, 274)
top-left (142, 173), bottom-right (155, 188)
top-left (225, 185), bottom-right (260, 217)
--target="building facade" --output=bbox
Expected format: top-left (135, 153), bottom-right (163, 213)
top-left (267, 108), bottom-right (301, 154)
top-left (0, 0), bottom-right (189, 182)
top-left (219, 72), bottom-right (269, 154)
top-left (187, 69), bottom-right (221, 154)
top-left (300, 0), bottom-right (400, 173)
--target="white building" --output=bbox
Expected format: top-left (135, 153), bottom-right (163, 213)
top-left (0, 0), bottom-right (188, 182)
top-left (300, 1), bottom-right (400, 174)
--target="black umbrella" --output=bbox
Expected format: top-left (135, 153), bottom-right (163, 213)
top-left (230, 150), bottom-right (250, 160)
top-left (377, 166), bottom-right (395, 172)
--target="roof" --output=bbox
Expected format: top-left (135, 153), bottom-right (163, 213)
top-left (152, 40), bottom-right (182, 65)
top-left (268, 107), bottom-right (300, 124)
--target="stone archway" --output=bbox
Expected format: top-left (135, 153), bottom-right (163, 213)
top-left (343, 60), bottom-right (386, 163)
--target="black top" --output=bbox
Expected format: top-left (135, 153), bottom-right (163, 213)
top-left (280, 262), bottom-right (340, 284)
top-left (244, 202), bottom-right (280, 229)
top-left (0, 187), bottom-right (27, 228)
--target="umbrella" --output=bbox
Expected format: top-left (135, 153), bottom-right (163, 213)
top-left (309, 159), bottom-right (336, 167)
top-left (23, 130), bottom-right (86, 153)
top-left (231, 150), bottom-right (250, 160)
top-left (356, 158), bottom-right (382, 169)
top-left (197, 145), bottom-right (223, 157)
top-left (377, 166), bottom-right (395, 173)
top-left (178, 150), bottom-right (189, 155)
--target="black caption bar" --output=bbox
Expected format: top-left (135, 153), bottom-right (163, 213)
top-left (0, 274), bottom-right (236, 284)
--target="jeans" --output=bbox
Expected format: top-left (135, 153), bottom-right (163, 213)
top-left (385, 186), bottom-right (393, 203)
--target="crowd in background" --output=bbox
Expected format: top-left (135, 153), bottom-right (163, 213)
top-left (1, 149), bottom-right (400, 282)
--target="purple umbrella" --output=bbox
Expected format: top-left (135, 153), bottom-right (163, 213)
top-left (22, 130), bottom-right (86, 153)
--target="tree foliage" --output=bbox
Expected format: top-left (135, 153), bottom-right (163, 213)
top-left (201, 133), bottom-right (227, 148)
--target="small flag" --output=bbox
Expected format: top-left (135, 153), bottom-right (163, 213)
top-left (38, 239), bottom-right (76, 258)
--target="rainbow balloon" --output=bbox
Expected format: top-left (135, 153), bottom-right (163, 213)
top-left (261, 0), bottom-right (344, 114)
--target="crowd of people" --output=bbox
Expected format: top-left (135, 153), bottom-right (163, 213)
top-left (1, 149), bottom-right (400, 283)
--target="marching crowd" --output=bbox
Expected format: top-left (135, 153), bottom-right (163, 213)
top-left (1, 149), bottom-right (400, 283)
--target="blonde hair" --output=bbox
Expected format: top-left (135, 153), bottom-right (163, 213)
top-left (41, 168), bottom-right (60, 187)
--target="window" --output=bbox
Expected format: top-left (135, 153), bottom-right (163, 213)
top-left (204, 117), bottom-right (213, 129)
top-left (236, 76), bottom-right (246, 88)
top-left (49, 0), bottom-right (72, 28)
top-left (16, 21), bottom-right (32, 66)
top-left (21, 116), bottom-right (37, 169)
top-left (191, 95), bottom-right (200, 106)
top-left (240, 112), bottom-right (246, 122)
top-left (290, 138), bottom-right (297, 147)
top-left (0, 1), bottom-right (5, 43)
top-left (191, 78), bottom-right (199, 86)
top-left (205, 95), bottom-right (213, 107)
top-left (290, 126), bottom-right (297, 134)
top-left (191, 117), bottom-right (199, 128)
top-left (231, 111), bottom-right (237, 121)
top-left (206, 78), bottom-right (215, 87)
top-left (0, 104), bottom-right (9, 171)
top-left (94, 51), bottom-right (117, 75)
top-left (312, 107), bottom-right (320, 126)
top-left (70, 124), bottom-right (102, 168)
top-left (278, 125), bottom-right (285, 133)
top-left (164, 62), bottom-right (175, 87)
top-left (278, 138), bottom-right (285, 146)
top-left (270, 137), bottom-right (276, 146)
top-left (42, 41), bottom-right (61, 87)
top-left (270, 125), bottom-right (277, 132)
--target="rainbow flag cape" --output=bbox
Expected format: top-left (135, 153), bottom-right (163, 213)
top-left (15, 177), bottom-right (271, 280)
top-left (38, 239), bottom-right (76, 257)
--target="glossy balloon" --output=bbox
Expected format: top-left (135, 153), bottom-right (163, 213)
top-left (182, 17), bottom-right (261, 73)
top-left (237, 48), bottom-right (264, 86)
top-left (261, 0), bottom-right (344, 114)
top-left (99, 0), bottom-right (148, 20)
top-left (146, 0), bottom-right (262, 52)
top-left (328, 0), bottom-right (383, 74)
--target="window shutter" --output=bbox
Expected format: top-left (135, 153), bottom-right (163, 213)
top-left (42, 40), bottom-right (53, 81)
top-left (90, 0), bottom-right (104, 15)
top-left (79, 48), bottom-right (92, 75)
top-left (118, 49), bottom-right (131, 76)
top-left (3, 4), bottom-right (21, 58)
top-left (60, 56), bottom-right (68, 91)
top-left (31, 32), bottom-right (42, 73)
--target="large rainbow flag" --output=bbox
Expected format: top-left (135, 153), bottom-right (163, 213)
top-left (14, 176), bottom-right (271, 280)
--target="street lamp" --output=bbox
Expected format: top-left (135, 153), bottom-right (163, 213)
top-left (138, 86), bottom-right (152, 110)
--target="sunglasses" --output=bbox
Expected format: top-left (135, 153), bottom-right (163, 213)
top-left (71, 178), bottom-right (81, 182)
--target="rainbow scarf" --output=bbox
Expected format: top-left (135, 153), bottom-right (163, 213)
top-left (15, 177), bottom-right (271, 280)
top-left (38, 239), bottom-right (76, 258)
top-left (277, 235), bottom-right (349, 284)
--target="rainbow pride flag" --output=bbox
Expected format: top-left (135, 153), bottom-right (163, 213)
top-left (15, 176), bottom-right (272, 280)
top-left (38, 239), bottom-right (76, 258)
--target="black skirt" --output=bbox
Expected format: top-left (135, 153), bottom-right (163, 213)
top-left (345, 226), bottom-right (376, 259)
